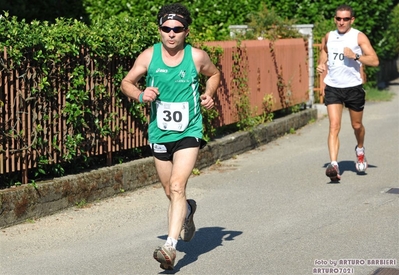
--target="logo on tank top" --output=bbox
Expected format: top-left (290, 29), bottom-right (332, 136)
top-left (156, 68), bottom-right (168, 73)
top-left (175, 70), bottom-right (190, 83)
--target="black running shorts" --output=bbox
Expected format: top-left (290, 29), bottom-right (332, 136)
top-left (150, 137), bottom-right (206, 161)
top-left (324, 84), bottom-right (366, 112)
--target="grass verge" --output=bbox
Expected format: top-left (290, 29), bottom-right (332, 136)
top-left (365, 86), bottom-right (395, 102)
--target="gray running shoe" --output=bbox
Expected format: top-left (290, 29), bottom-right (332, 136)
top-left (153, 244), bottom-right (176, 270)
top-left (326, 163), bottom-right (341, 181)
top-left (180, 199), bottom-right (197, 242)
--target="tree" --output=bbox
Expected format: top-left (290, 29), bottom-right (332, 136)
top-left (0, 0), bottom-right (88, 23)
top-left (261, 0), bottom-right (398, 60)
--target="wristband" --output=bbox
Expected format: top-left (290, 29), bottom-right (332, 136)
top-left (139, 92), bottom-right (144, 103)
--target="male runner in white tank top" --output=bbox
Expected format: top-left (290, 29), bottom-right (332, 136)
top-left (317, 4), bottom-right (379, 182)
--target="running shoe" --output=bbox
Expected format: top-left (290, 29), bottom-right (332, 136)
top-left (355, 146), bottom-right (368, 172)
top-left (153, 244), bottom-right (176, 270)
top-left (180, 199), bottom-right (197, 242)
top-left (326, 163), bottom-right (341, 181)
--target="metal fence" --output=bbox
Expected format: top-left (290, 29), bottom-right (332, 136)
top-left (0, 38), bottom-right (309, 184)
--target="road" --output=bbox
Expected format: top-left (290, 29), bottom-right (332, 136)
top-left (1, 82), bottom-right (398, 275)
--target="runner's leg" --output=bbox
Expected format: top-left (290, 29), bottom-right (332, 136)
top-left (168, 147), bottom-right (198, 240)
top-left (154, 146), bottom-right (199, 240)
top-left (349, 109), bottom-right (365, 148)
top-left (327, 103), bottom-right (343, 162)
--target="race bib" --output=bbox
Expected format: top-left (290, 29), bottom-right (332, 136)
top-left (156, 101), bottom-right (189, 132)
top-left (328, 46), bottom-right (345, 67)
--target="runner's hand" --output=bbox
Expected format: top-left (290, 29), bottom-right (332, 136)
top-left (142, 87), bottom-right (159, 102)
top-left (316, 64), bottom-right (326, 74)
top-left (200, 94), bottom-right (214, 109)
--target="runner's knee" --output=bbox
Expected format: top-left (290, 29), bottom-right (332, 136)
top-left (351, 122), bottom-right (363, 131)
top-left (169, 182), bottom-right (186, 198)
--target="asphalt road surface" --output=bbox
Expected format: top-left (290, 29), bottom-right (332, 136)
top-left (1, 82), bottom-right (398, 275)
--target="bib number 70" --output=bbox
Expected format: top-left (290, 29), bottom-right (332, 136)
top-left (333, 52), bottom-right (344, 61)
top-left (328, 46), bottom-right (345, 67)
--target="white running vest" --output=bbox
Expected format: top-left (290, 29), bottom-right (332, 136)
top-left (324, 28), bottom-right (363, 88)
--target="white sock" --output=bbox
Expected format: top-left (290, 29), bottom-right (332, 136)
top-left (356, 147), bottom-right (364, 155)
top-left (165, 237), bottom-right (177, 249)
top-left (331, 161), bottom-right (338, 166)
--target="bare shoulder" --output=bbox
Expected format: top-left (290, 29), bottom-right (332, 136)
top-left (357, 31), bottom-right (372, 45)
top-left (191, 46), bottom-right (211, 63)
top-left (136, 46), bottom-right (154, 66)
top-left (324, 32), bottom-right (331, 43)
top-left (325, 32), bottom-right (330, 40)
top-left (357, 31), bottom-right (375, 53)
top-left (321, 32), bottom-right (330, 52)
top-left (123, 46), bottom-right (154, 82)
top-left (190, 45), bottom-right (219, 76)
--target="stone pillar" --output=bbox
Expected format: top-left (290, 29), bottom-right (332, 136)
top-left (293, 24), bottom-right (314, 108)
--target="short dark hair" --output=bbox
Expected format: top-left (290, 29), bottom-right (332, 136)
top-left (335, 4), bottom-right (355, 17)
top-left (157, 3), bottom-right (192, 26)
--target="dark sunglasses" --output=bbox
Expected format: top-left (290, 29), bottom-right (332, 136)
top-left (160, 26), bottom-right (186, 33)
top-left (335, 17), bottom-right (352, 22)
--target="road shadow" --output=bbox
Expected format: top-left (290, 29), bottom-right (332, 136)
top-left (157, 226), bottom-right (243, 273)
top-left (323, 160), bottom-right (377, 184)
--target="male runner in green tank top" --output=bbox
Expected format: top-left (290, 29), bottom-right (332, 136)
top-left (121, 3), bottom-right (220, 270)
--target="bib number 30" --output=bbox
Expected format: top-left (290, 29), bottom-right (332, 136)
top-left (156, 101), bottom-right (189, 132)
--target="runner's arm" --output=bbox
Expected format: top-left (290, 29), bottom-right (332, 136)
top-left (193, 48), bottom-right (220, 98)
top-left (120, 48), bottom-right (159, 102)
top-left (316, 33), bottom-right (329, 74)
top-left (356, 32), bottom-right (379, 67)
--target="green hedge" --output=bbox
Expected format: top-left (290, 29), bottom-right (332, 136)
top-left (0, 13), bottom-right (225, 186)
top-left (0, 13), bottom-right (162, 185)
top-left (0, 13), bottom-right (159, 62)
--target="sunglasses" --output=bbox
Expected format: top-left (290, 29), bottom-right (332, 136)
top-left (335, 17), bottom-right (352, 22)
top-left (160, 26), bottom-right (186, 33)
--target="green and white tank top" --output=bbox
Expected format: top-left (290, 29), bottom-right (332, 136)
top-left (146, 43), bottom-right (202, 143)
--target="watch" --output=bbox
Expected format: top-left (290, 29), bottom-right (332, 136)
top-left (354, 54), bottom-right (360, 61)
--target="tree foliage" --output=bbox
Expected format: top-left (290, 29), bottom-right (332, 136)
top-left (82, 0), bottom-right (261, 41)
top-left (0, 0), bottom-right (88, 23)
top-left (1, 0), bottom-right (397, 59)
top-left (378, 4), bottom-right (399, 59)
top-left (241, 4), bottom-right (303, 40)
top-left (261, 0), bottom-right (398, 59)
top-left (82, 0), bottom-right (399, 59)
